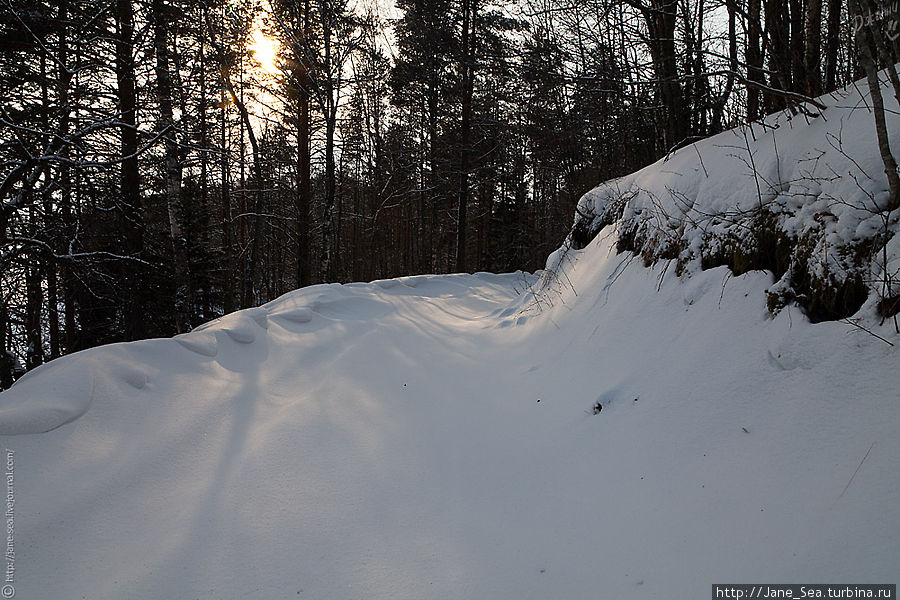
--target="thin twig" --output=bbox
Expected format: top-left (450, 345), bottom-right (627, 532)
top-left (839, 442), bottom-right (875, 499)
top-left (841, 318), bottom-right (895, 347)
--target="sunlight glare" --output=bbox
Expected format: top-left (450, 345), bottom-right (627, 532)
top-left (250, 29), bottom-right (280, 75)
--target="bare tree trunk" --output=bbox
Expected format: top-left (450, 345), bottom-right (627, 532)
top-left (115, 0), bottom-right (145, 339)
top-left (747, 0), bottom-right (764, 119)
top-left (764, 0), bottom-right (791, 111)
top-left (805, 0), bottom-right (823, 97)
top-left (210, 5), bottom-right (235, 315)
top-left (154, 0), bottom-right (191, 332)
top-left (205, 10), bottom-right (265, 307)
top-left (632, 0), bottom-right (687, 149)
top-left (823, 0), bottom-right (841, 92)
top-left (852, 0), bottom-right (900, 212)
top-left (198, 12), bottom-right (212, 318)
top-left (418, 116), bottom-right (427, 273)
top-left (221, 103), bottom-right (235, 314)
top-left (25, 197), bottom-right (43, 370)
top-left (296, 0), bottom-right (312, 288)
top-left (38, 51), bottom-right (59, 361)
top-left (46, 254), bottom-right (59, 359)
top-left (322, 110), bottom-right (337, 281)
top-left (0, 297), bottom-right (12, 389)
top-left (712, 0), bottom-right (738, 131)
top-left (695, 0), bottom-right (708, 134)
top-left (428, 92), bottom-right (438, 273)
top-left (456, 0), bottom-right (477, 273)
top-left (319, 0), bottom-right (338, 282)
top-left (25, 227), bottom-right (44, 371)
top-left (233, 95), bottom-right (265, 307)
top-left (57, 0), bottom-right (75, 352)
top-left (790, 0), bottom-right (806, 94)
top-left (680, 0), bottom-right (709, 135)
top-left (860, 0), bottom-right (900, 106)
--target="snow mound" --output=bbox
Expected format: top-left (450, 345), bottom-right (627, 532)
top-left (0, 355), bottom-right (96, 434)
top-left (0, 273), bottom-right (531, 434)
top-left (566, 77), bottom-right (900, 321)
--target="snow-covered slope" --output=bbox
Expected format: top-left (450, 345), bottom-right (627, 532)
top-left (1, 80), bottom-right (898, 598)
top-left (0, 235), bottom-right (897, 598)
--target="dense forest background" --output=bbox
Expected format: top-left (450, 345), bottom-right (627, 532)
top-left (0, 0), bottom-right (888, 385)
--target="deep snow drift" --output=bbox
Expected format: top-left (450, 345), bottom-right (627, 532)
top-left (1, 79), bottom-right (899, 598)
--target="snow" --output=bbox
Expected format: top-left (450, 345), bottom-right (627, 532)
top-left (0, 231), bottom-right (897, 598)
top-left (572, 77), bottom-right (900, 298)
top-left (1, 78), bottom-right (899, 597)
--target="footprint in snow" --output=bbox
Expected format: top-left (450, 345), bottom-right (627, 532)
top-left (244, 307), bottom-right (270, 329)
top-left (401, 275), bottom-right (427, 288)
top-left (373, 279), bottom-right (400, 290)
top-left (310, 296), bottom-right (393, 320)
top-left (174, 332), bottom-right (219, 357)
top-left (222, 320), bottom-right (258, 344)
top-left (120, 367), bottom-right (149, 390)
top-left (273, 308), bottom-right (315, 324)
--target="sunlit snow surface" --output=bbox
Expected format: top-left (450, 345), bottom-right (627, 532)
top-left (0, 231), bottom-right (897, 598)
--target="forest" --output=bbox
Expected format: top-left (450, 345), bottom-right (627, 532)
top-left (0, 0), bottom-right (889, 386)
